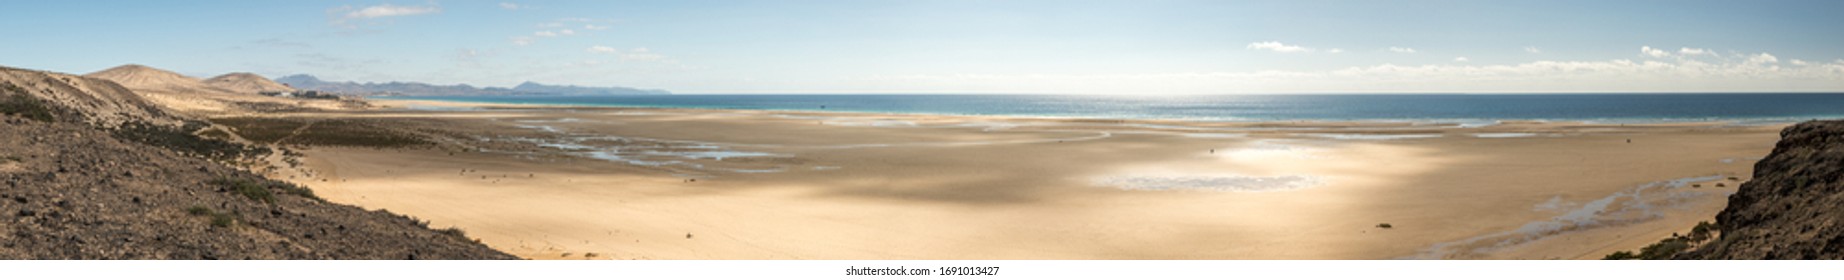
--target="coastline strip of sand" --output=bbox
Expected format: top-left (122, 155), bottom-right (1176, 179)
top-left (248, 99), bottom-right (1778, 259)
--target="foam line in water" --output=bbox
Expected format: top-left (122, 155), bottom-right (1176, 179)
top-left (1093, 175), bottom-right (1323, 192)
top-left (1300, 133), bottom-right (1444, 140)
top-left (513, 124), bottom-right (566, 134)
top-left (1471, 133), bottom-right (1542, 138)
top-left (1407, 174), bottom-right (1728, 259)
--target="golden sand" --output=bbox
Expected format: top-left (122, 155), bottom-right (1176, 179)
top-left (269, 100), bottom-right (1777, 259)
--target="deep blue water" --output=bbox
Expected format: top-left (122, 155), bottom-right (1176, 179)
top-left (384, 94), bottom-right (1844, 123)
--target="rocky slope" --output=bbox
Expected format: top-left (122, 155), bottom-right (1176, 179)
top-left (204, 73), bottom-right (296, 94)
top-left (0, 116), bottom-right (515, 259)
top-left (1, 64), bottom-right (514, 259)
top-left (0, 66), bottom-right (181, 128)
top-left (1681, 120), bottom-right (1844, 259)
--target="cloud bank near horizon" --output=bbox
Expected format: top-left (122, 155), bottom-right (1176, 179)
top-left (847, 46), bottom-right (1844, 94)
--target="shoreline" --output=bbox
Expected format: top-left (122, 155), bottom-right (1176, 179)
top-left (237, 98), bottom-right (1782, 259)
top-left (368, 96), bottom-right (1825, 127)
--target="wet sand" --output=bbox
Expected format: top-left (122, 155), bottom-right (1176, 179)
top-left (258, 100), bottom-right (1779, 259)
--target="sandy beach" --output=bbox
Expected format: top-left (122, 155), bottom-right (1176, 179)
top-left (235, 100), bottom-right (1779, 260)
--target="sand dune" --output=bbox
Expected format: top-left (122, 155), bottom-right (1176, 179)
top-left (205, 72), bottom-right (296, 94)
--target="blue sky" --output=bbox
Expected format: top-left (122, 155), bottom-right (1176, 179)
top-left (3, 0), bottom-right (1841, 94)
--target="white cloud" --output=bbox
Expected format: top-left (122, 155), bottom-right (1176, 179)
top-left (1524, 46), bottom-right (1542, 54)
top-left (510, 36), bottom-right (533, 46)
top-left (1791, 59), bottom-right (1810, 66)
top-left (1641, 46), bottom-right (1670, 58)
top-left (851, 51), bottom-right (1844, 94)
top-left (517, 18), bottom-right (608, 46)
top-left (620, 48), bottom-right (666, 61)
top-left (1327, 48), bottom-right (1345, 54)
top-left (1246, 41), bottom-right (1311, 53)
top-left (1747, 53), bottom-right (1778, 64)
top-left (499, 2), bottom-right (521, 10)
top-left (1678, 47), bottom-right (1710, 56)
top-left (1388, 47), bottom-right (1417, 53)
top-left (344, 4), bottom-right (439, 19)
top-left (1454, 57), bottom-right (1469, 62)
top-left (585, 46), bottom-right (671, 62)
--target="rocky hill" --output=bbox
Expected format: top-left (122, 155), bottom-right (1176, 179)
top-left (1680, 120), bottom-right (1844, 259)
top-left (84, 64), bottom-right (235, 96)
top-left (204, 73), bottom-right (296, 94)
top-left (1, 64), bottom-right (514, 259)
top-left (78, 64), bottom-right (368, 116)
top-left (1, 66), bottom-right (181, 128)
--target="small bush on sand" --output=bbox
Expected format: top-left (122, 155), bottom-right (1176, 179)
top-left (1637, 238), bottom-right (1691, 259)
top-left (432, 226), bottom-right (484, 244)
top-left (1688, 221), bottom-right (1718, 242)
top-left (435, 227), bottom-right (467, 239)
top-left (186, 205), bottom-right (212, 216)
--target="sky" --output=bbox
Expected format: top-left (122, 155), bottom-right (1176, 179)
top-left (2, 0), bottom-right (1841, 94)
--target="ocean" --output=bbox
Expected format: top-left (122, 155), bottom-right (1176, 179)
top-left (384, 93), bottom-right (1844, 124)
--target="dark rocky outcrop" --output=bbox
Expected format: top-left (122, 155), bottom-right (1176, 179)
top-left (0, 116), bottom-right (514, 259)
top-left (1680, 120), bottom-right (1844, 259)
top-left (1, 64), bottom-right (514, 259)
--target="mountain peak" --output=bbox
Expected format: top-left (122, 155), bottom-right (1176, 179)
top-left (84, 64), bottom-right (207, 91)
top-left (205, 72), bottom-right (295, 94)
top-left (87, 64), bottom-right (193, 81)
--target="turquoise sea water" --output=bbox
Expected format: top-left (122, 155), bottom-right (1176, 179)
top-left (386, 93), bottom-right (1844, 123)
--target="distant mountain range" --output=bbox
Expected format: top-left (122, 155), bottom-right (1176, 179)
top-left (274, 75), bottom-right (669, 96)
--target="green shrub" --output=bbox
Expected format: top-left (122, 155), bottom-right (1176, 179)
top-left (1688, 221), bottom-right (1717, 242)
top-left (0, 89), bottom-right (57, 122)
top-left (209, 117), bottom-right (432, 147)
top-left (213, 177), bottom-right (275, 203)
top-left (278, 182), bottom-right (320, 201)
top-left (435, 227), bottom-right (466, 238)
top-left (196, 128), bottom-right (232, 140)
top-left (186, 205), bottom-right (212, 216)
top-left (114, 122), bottom-right (268, 162)
top-left (1603, 251), bottom-right (1639, 260)
top-left (186, 205), bottom-right (236, 227)
top-left (209, 212), bottom-right (236, 227)
top-left (1637, 238), bottom-right (1691, 260)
